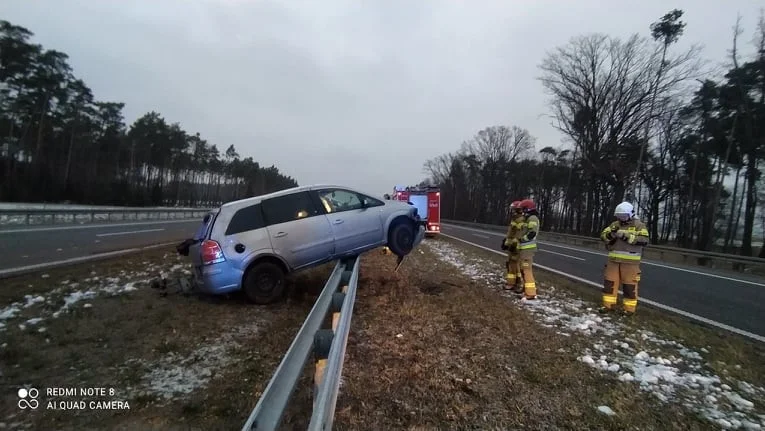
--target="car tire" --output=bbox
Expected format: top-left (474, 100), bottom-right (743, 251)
top-left (243, 262), bottom-right (286, 305)
top-left (387, 220), bottom-right (416, 257)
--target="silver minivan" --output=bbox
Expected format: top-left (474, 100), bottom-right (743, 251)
top-left (177, 184), bottom-right (426, 304)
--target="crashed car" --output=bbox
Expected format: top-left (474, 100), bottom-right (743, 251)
top-left (176, 184), bottom-right (426, 304)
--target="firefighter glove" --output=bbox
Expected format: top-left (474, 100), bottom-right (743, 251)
top-left (501, 239), bottom-right (509, 251)
top-left (526, 231), bottom-right (537, 240)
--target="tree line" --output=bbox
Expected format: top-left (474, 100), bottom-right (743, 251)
top-left (0, 20), bottom-right (298, 207)
top-left (424, 9), bottom-right (765, 258)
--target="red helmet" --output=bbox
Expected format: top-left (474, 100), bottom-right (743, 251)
top-left (510, 200), bottom-right (521, 209)
top-left (519, 199), bottom-right (536, 212)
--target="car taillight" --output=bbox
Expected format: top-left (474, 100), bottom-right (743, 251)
top-left (200, 240), bottom-right (225, 265)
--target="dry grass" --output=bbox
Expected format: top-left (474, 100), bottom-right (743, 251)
top-left (0, 247), bottom-right (333, 430)
top-left (333, 243), bottom-right (711, 430)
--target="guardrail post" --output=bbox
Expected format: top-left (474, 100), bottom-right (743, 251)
top-left (312, 260), bottom-right (353, 405)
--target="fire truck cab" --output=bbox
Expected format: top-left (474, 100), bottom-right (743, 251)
top-left (392, 185), bottom-right (441, 237)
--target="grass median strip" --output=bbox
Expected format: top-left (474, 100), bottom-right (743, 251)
top-left (0, 247), bottom-right (332, 430)
top-left (334, 237), bottom-right (765, 430)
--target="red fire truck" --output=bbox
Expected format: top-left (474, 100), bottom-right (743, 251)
top-left (392, 185), bottom-right (441, 236)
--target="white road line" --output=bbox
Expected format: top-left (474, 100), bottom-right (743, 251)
top-left (473, 233), bottom-right (490, 239)
top-left (439, 232), bottom-right (765, 344)
top-left (444, 223), bottom-right (765, 287)
top-left (0, 219), bottom-right (199, 234)
top-left (96, 228), bottom-right (165, 237)
top-left (0, 242), bottom-right (179, 279)
top-left (541, 249), bottom-right (585, 261)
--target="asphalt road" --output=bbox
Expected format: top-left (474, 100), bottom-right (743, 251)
top-left (0, 219), bottom-right (200, 271)
top-left (441, 223), bottom-right (765, 339)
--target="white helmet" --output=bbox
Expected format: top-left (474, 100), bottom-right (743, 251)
top-left (614, 201), bottom-right (634, 222)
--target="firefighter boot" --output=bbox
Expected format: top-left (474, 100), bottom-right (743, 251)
top-left (504, 260), bottom-right (516, 290)
top-left (600, 262), bottom-right (620, 313)
top-left (520, 258), bottom-right (537, 300)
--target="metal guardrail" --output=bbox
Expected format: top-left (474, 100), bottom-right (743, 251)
top-left (242, 255), bottom-right (361, 431)
top-left (0, 207), bottom-right (211, 226)
top-left (443, 219), bottom-right (765, 275)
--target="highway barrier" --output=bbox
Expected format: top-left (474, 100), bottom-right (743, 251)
top-left (0, 207), bottom-right (211, 227)
top-left (241, 255), bottom-right (361, 431)
top-left (443, 219), bottom-right (765, 276)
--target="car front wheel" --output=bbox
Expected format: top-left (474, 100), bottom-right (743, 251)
top-left (387, 220), bottom-right (416, 257)
top-left (243, 262), bottom-right (286, 304)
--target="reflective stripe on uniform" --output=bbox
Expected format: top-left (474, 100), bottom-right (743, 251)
top-left (602, 295), bottom-right (617, 304)
top-left (623, 299), bottom-right (638, 307)
top-left (519, 242), bottom-right (537, 250)
top-left (608, 251), bottom-right (641, 261)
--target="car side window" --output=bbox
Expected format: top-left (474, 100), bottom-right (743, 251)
top-left (261, 191), bottom-right (320, 226)
top-left (225, 204), bottom-right (265, 235)
top-left (359, 194), bottom-right (384, 208)
top-left (316, 189), bottom-right (364, 213)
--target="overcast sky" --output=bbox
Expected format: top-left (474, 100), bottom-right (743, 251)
top-left (1, 0), bottom-right (763, 197)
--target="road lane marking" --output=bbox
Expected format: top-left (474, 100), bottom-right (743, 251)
top-left (96, 228), bottom-right (165, 237)
top-left (473, 233), bottom-right (490, 239)
top-left (0, 219), bottom-right (199, 235)
top-left (541, 249), bottom-right (585, 261)
top-left (0, 242), bottom-right (180, 280)
top-left (439, 232), bottom-right (765, 344)
top-left (443, 224), bottom-right (765, 287)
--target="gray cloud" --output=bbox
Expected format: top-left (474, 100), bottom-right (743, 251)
top-left (1, 0), bottom-right (762, 197)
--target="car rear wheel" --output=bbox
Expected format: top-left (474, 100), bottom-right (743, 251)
top-left (387, 220), bottom-right (416, 257)
top-left (243, 262), bottom-right (286, 304)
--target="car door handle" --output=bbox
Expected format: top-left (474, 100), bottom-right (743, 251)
top-left (333, 219), bottom-right (344, 225)
top-left (274, 232), bottom-right (288, 238)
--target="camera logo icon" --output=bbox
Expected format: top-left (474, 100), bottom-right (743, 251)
top-left (18, 388), bottom-right (39, 410)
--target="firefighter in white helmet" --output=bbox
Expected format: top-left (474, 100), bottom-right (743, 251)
top-left (599, 201), bottom-right (649, 315)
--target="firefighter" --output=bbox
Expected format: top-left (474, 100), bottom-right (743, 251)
top-left (516, 199), bottom-right (540, 300)
top-left (599, 201), bottom-right (649, 315)
top-left (501, 200), bottom-right (524, 292)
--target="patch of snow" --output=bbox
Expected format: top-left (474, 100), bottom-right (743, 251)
top-left (597, 405), bottom-right (616, 416)
top-left (25, 318), bottom-right (43, 326)
top-left (22, 295), bottom-right (45, 308)
top-left (425, 239), bottom-right (765, 430)
top-left (0, 306), bottom-right (20, 320)
top-left (124, 322), bottom-right (262, 401)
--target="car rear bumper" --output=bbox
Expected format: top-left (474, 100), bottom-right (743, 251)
top-left (192, 262), bottom-right (243, 295)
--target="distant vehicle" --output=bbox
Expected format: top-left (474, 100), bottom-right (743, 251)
top-left (176, 184), bottom-right (426, 304)
top-left (392, 185), bottom-right (441, 236)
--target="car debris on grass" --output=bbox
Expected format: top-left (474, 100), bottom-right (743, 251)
top-left (0, 247), bottom-right (332, 430)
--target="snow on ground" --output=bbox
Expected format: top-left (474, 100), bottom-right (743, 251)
top-left (0, 255), bottom-right (188, 335)
top-left (425, 239), bottom-right (765, 430)
top-left (122, 322), bottom-right (262, 401)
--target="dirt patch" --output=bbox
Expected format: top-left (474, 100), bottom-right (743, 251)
top-left (0, 247), bottom-right (333, 430)
top-left (333, 241), bottom-right (715, 430)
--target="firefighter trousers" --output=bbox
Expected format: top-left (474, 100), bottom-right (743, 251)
top-left (519, 251), bottom-right (536, 299)
top-left (505, 252), bottom-right (522, 289)
top-left (602, 261), bottom-right (641, 313)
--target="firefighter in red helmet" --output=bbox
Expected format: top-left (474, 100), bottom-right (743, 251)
top-left (502, 200), bottom-right (524, 292)
top-left (517, 198), bottom-right (540, 300)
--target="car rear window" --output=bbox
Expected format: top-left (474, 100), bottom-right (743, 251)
top-left (225, 204), bottom-right (266, 235)
top-left (193, 212), bottom-right (216, 241)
